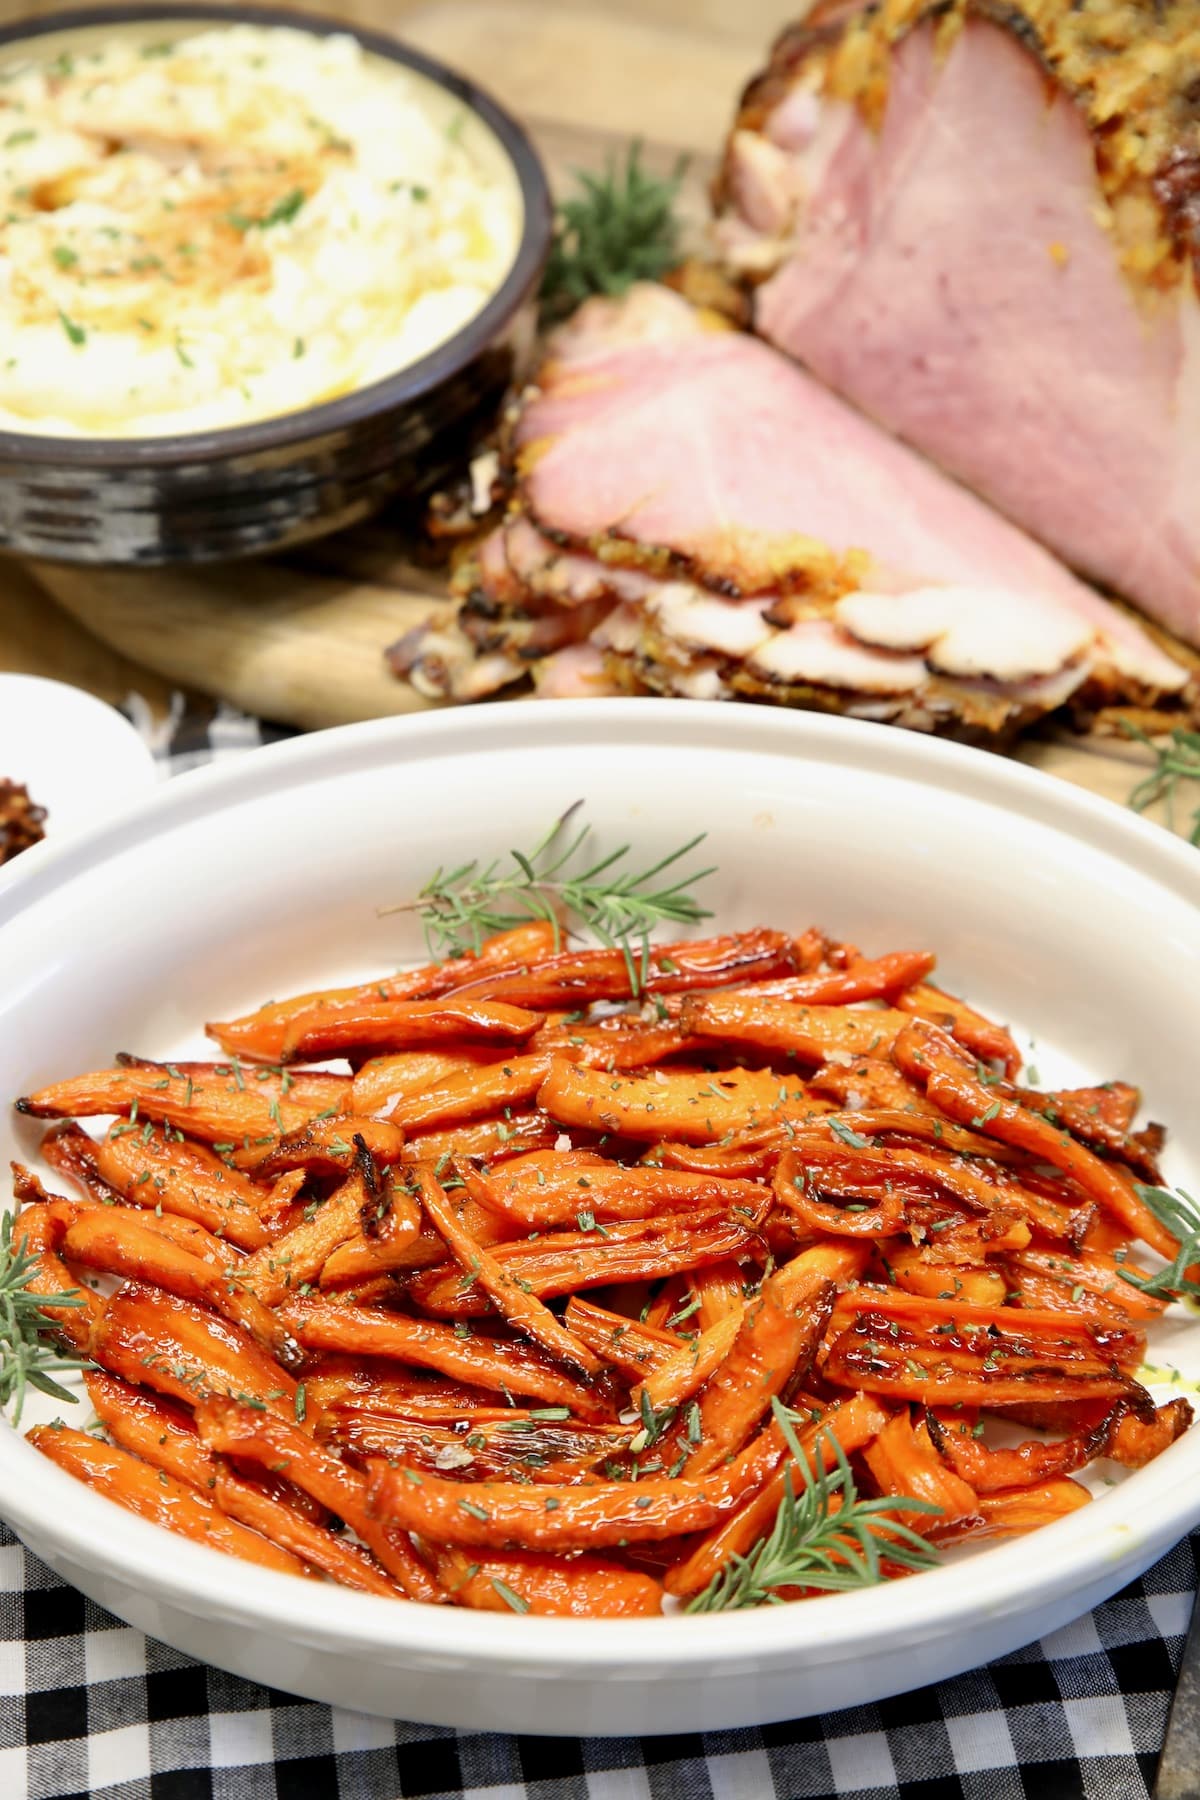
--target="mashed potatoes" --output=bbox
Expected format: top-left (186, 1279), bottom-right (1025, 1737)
top-left (0, 23), bottom-right (524, 436)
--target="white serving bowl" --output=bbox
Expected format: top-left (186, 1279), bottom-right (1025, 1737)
top-left (0, 701), bottom-right (1198, 1735)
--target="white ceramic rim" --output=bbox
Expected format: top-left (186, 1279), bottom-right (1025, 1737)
top-left (2, 699), bottom-right (1198, 1674)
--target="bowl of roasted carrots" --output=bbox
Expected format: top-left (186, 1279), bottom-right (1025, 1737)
top-left (0, 700), bottom-right (1198, 1735)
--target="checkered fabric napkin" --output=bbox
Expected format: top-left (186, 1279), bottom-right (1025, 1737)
top-left (0, 695), bottom-right (1193, 1800)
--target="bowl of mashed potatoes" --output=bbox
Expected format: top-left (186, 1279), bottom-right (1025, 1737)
top-left (0, 5), bottom-right (552, 561)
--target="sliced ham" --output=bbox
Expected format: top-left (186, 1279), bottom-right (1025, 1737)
top-left (716, 0), bottom-right (1200, 645)
top-left (389, 285), bottom-right (1193, 726)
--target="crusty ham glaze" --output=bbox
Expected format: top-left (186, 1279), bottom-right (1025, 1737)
top-left (390, 284), bottom-right (1194, 735)
top-left (715, 0), bottom-right (1200, 646)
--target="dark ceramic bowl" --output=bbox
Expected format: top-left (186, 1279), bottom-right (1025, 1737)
top-left (0, 4), bottom-right (552, 564)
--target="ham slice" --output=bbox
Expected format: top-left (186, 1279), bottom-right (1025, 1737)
top-left (389, 284), bottom-right (1193, 729)
top-left (716, 0), bottom-right (1200, 645)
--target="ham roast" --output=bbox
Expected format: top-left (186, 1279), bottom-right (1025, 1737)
top-left (714, 0), bottom-right (1200, 644)
top-left (390, 284), bottom-right (1193, 734)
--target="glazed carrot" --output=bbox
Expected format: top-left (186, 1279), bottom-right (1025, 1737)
top-left (59, 1208), bottom-right (300, 1368)
top-left (538, 1061), bottom-right (809, 1143)
top-left (240, 1139), bottom-right (391, 1306)
top-left (418, 1166), bottom-right (604, 1378)
top-left (883, 1245), bottom-right (1007, 1308)
top-left (680, 996), bottom-right (911, 1064)
top-left (893, 1022), bottom-right (1178, 1258)
top-left (561, 1298), bottom-right (684, 1377)
top-left (462, 1153), bottom-right (767, 1230)
top-left (1002, 1245), bottom-right (1168, 1323)
top-left (774, 1151), bottom-right (906, 1238)
top-left (536, 1015), bottom-right (700, 1071)
top-left (193, 1399), bottom-right (442, 1602)
top-left (212, 1469), bottom-right (403, 1596)
top-left (300, 1360), bottom-right (508, 1423)
top-left (407, 1212), bottom-right (759, 1317)
top-left (365, 1421), bottom-right (789, 1551)
top-left (388, 1056), bottom-right (553, 1133)
top-left (252, 1116), bottom-right (406, 1178)
top-left (404, 1110), bottom-right (564, 1166)
top-left (206, 922), bottom-right (560, 1062)
top-left (44, 1122), bottom-right (275, 1251)
top-left (894, 983), bottom-right (1021, 1076)
top-left (672, 1269), bottom-right (834, 1475)
top-left (970, 1478), bottom-right (1092, 1537)
top-left (351, 1049), bottom-right (494, 1117)
top-left (632, 1310), bottom-right (742, 1413)
top-left (279, 996), bottom-right (543, 1063)
top-left (924, 1402), bottom-right (1136, 1492)
top-left (437, 1546), bottom-right (664, 1617)
top-left (276, 1301), bottom-right (611, 1418)
top-left (1105, 1398), bottom-right (1193, 1466)
top-left (448, 930), bottom-right (796, 1008)
top-left (664, 1393), bottom-right (890, 1597)
top-left (320, 1408), bottom-right (626, 1480)
top-left (861, 1413), bottom-right (979, 1530)
top-left (688, 1261), bottom-right (747, 1328)
top-left (86, 1370), bottom-right (216, 1486)
top-left (92, 1283), bottom-right (298, 1414)
top-left (7, 1181), bottom-right (101, 1352)
top-left (18, 1061), bottom-right (348, 1150)
top-left (27, 1425), bottom-right (310, 1576)
top-left (746, 950), bottom-right (936, 1005)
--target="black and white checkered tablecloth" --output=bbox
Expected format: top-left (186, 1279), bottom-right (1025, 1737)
top-left (3, 696), bottom-right (1194, 1800)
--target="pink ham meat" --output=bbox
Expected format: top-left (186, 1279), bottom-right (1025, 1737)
top-left (716, 0), bottom-right (1200, 644)
top-left (391, 284), bottom-right (1191, 731)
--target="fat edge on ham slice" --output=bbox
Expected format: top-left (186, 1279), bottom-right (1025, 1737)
top-left (714, 0), bottom-right (1200, 647)
top-left (390, 284), bottom-right (1193, 735)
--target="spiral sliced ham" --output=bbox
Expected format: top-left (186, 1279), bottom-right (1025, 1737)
top-left (390, 285), bottom-right (1192, 733)
top-left (715, 0), bottom-right (1200, 645)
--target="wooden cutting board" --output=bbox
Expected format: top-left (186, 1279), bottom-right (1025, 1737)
top-left (5, 0), bottom-right (1192, 833)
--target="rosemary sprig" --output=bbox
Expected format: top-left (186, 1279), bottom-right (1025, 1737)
top-left (0, 1211), bottom-right (91, 1426)
top-left (392, 802), bottom-right (714, 992)
top-left (1118, 1183), bottom-right (1200, 1301)
top-left (1121, 722), bottom-right (1200, 846)
top-left (688, 1400), bottom-right (943, 1612)
top-left (539, 141), bottom-right (688, 325)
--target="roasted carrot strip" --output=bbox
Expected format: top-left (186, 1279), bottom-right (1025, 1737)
top-left (688, 1260), bottom-right (747, 1328)
top-left (388, 1056), bottom-right (552, 1134)
top-left (924, 1401), bottom-right (1139, 1492)
top-left (536, 1015), bottom-right (700, 1071)
top-left (675, 1268), bottom-right (834, 1475)
top-left (351, 1049), bottom-right (494, 1117)
top-left (85, 1370), bottom-right (217, 1486)
top-left (448, 930), bottom-right (796, 1009)
top-left (419, 1165), bottom-right (604, 1378)
top-left (367, 1419), bottom-right (790, 1550)
top-left (664, 1393), bottom-right (890, 1597)
top-left (774, 1150), bottom-right (907, 1238)
top-left (884, 1245), bottom-right (1007, 1308)
top-left (538, 1060), bottom-right (808, 1143)
top-left (1003, 1245), bottom-right (1168, 1323)
top-left (408, 1212), bottom-right (759, 1317)
top-left (436, 1546), bottom-right (664, 1617)
top-left (280, 996), bottom-right (543, 1063)
top-left (46, 1122), bottom-right (275, 1251)
top-left (893, 1022), bottom-right (1178, 1258)
top-left (895, 984), bottom-right (1021, 1076)
top-left (193, 1399), bottom-right (442, 1602)
top-left (862, 1413), bottom-right (979, 1531)
top-left (300, 1359), bottom-right (509, 1423)
top-left (92, 1283), bottom-right (298, 1414)
top-left (59, 1208), bottom-right (300, 1369)
top-left (27, 1425), bottom-right (310, 1576)
top-left (8, 1177), bottom-right (101, 1351)
top-left (206, 923), bottom-right (560, 1062)
top-left (212, 1469), bottom-right (402, 1596)
top-left (17, 1062), bottom-right (348, 1150)
top-left (561, 1297), bottom-right (684, 1377)
top-left (239, 1139), bottom-right (383, 1306)
top-left (276, 1300), bottom-right (611, 1418)
top-left (252, 1116), bottom-right (406, 1178)
top-left (405, 1110), bottom-right (564, 1166)
top-left (632, 1310), bottom-right (742, 1413)
top-left (1105, 1398), bottom-right (1193, 1466)
top-left (463, 1153), bottom-right (767, 1230)
top-left (747, 950), bottom-right (936, 1005)
top-left (319, 1408), bottom-right (626, 1480)
top-left (681, 996), bottom-right (912, 1064)
top-left (968, 1478), bottom-right (1092, 1537)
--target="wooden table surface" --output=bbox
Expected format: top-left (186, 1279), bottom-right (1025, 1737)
top-left (0, 0), bottom-right (1187, 837)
